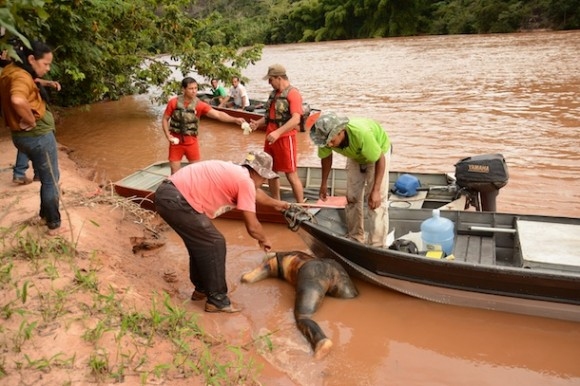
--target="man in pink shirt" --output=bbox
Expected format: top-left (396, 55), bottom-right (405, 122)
top-left (155, 151), bottom-right (289, 313)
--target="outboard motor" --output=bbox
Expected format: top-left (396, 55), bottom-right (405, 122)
top-left (454, 154), bottom-right (509, 211)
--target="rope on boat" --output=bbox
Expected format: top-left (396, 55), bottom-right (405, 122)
top-left (283, 203), bottom-right (315, 232)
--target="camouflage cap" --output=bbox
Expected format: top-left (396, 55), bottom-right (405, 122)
top-left (310, 112), bottom-right (349, 147)
top-left (241, 151), bottom-right (279, 179)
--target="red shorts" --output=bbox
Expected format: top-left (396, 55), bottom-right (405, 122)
top-left (168, 135), bottom-right (200, 162)
top-left (264, 134), bottom-right (298, 173)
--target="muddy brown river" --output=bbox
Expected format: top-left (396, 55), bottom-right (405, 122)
top-left (24, 30), bottom-right (580, 385)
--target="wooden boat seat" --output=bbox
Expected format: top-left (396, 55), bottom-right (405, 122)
top-left (453, 234), bottom-right (496, 265)
top-left (516, 219), bottom-right (580, 272)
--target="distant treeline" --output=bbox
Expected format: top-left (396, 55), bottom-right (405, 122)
top-left (1, 0), bottom-right (576, 107)
top-left (195, 0), bottom-right (580, 44)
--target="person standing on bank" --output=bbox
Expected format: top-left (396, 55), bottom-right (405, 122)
top-left (249, 64), bottom-right (305, 204)
top-left (154, 151), bottom-right (290, 313)
top-left (162, 77), bottom-right (246, 175)
top-left (0, 40), bottom-right (65, 236)
top-left (310, 113), bottom-right (392, 247)
top-left (13, 78), bottom-right (61, 184)
top-left (1, 48), bottom-right (60, 185)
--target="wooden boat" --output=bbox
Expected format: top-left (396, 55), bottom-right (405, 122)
top-left (197, 92), bottom-right (321, 131)
top-left (112, 161), bottom-right (188, 211)
top-left (283, 206), bottom-right (580, 321)
top-left (112, 161), bottom-right (468, 222)
top-left (219, 167), bottom-right (467, 223)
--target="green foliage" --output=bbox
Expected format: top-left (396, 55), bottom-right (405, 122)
top-left (429, 0), bottom-right (579, 35)
top-left (266, 0), bottom-right (580, 43)
top-left (0, 0), bottom-right (45, 57)
top-left (2, 0), bottom-right (578, 107)
top-left (1, 0), bottom-right (263, 107)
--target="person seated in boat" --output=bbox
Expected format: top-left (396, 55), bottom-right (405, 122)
top-left (310, 112), bottom-right (392, 247)
top-left (209, 78), bottom-right (227, 106)
top-left (161, 77), bottom-right (247, 174)
top-left (249, 64), bottom-right (305, 204)
top-left (154, 151), bottom-right (290, 313)
top-left (218, 76), bottom-right (249, 110)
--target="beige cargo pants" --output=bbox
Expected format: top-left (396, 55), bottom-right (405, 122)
top-left (345, 150), bottom-right (390, 247)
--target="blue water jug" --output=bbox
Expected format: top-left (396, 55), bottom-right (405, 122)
top-left (420, 209), bottom-right (455, 256)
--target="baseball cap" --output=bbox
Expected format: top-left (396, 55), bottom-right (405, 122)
top-left (241, 151), bottom-right (279, 179)
top-left (263, 64), bottom-right (287, 80)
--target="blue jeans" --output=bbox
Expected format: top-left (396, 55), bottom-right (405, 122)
top-left (13, 150), bottom-right (32, 179)
top-left (12, 132), bottom-right (61, 229)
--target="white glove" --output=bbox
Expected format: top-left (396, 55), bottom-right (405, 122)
top-left (241, 122), bottom-right (251, 135)
top-left (170, 137), bottom-right (179, 145)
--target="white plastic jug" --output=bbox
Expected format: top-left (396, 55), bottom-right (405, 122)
top-left (420, 209), bottom-right (455, 255)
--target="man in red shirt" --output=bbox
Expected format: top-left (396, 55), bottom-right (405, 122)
top-left (249, 64), bottom-right (304, 204)
top-left (161, 77), bottom-right (246, 174)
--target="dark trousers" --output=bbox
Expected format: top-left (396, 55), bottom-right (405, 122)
top-left (12, 131), bottom-right (61, 229)
top-left (155, 181), bottom-right (231, 307)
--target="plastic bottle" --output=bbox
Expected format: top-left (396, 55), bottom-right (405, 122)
top-left (420, 209), bottom-right (455, 256)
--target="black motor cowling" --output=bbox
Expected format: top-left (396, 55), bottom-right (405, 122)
top-left (455, 154), bottom-right (509, 211)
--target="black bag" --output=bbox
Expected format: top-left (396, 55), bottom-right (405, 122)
top-left (455, 154), bottom-right (509, 192)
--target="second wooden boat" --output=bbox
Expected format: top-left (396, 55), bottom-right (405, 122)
top-left (113, 161), bottom-right (470, 222)
top-left (197, 92), bottom-right (321, 132)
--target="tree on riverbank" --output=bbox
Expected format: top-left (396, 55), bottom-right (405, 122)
top-left (0, 0), bottom-right (263, 106)
top-left (264, 0), bottom-right (579, 43)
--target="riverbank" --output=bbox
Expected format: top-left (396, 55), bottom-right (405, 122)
top-left (0, 138), bottom-right (295, 385)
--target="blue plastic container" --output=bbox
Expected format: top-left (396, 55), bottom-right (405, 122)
top-left (420, 209), bottom-right (455, 255)
top-left (392, 174), bottom-right (421, 197)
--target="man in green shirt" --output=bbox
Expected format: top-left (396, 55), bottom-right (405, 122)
top-left (210, 78), bottom-right (227, 106)
top-left (310, 112), bottom-right (392, 247)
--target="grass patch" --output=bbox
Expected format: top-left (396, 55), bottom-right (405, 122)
top-left (0, 196), bottom-right (265, 384)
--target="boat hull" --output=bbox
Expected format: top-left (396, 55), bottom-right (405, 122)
top-left (290, 207), bottom-right (580, 321)
top-left (197, 92), bottom-right (268, 127)
top-left (112, 161), bottom-right (187, 211)
top-left (113, 185), bottom-right (157, 211)
top-left (219, 170), bottom-right (459, 223)
top-left (114, 162), bottom-right (462, 223)
top-left (198, 92), bottom-right (320, 131)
